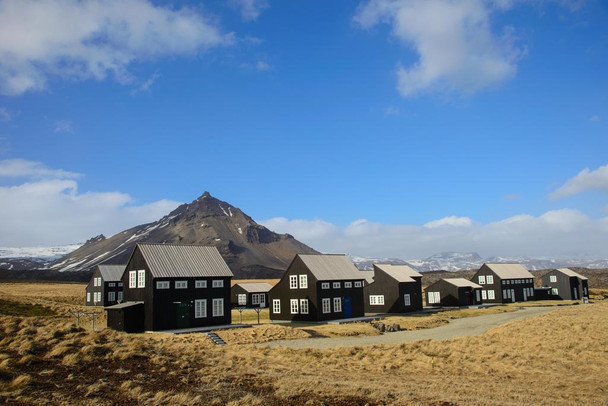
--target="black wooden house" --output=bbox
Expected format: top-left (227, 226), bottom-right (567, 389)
top-left (425, 278), bottom-right (482, 307)
top-left (268, 254), bottom-right (366, 321)
top-left (363, 264), bottom-right (423, 314)
top-left (542, 268), bottom-right (589, 300)
top-left (471, 263), bottom-right (535, 303)
top-left (85, 264), bottom-right (125, 306)
top-left (231, 282), bottom-right (272, 308)
top-left (105, 243), bottom-right (233, 332)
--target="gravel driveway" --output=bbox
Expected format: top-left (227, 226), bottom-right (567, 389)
top-left (260, 306), bottom-right (555, 349)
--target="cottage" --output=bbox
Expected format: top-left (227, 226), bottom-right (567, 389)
top-left (85, 264), bottom-right (125, 306)
top-left (231, 282), bottom-right (272, 308)
top-left (364, 264), bottom-right (423, 314)
top-left (542, 268), bottom-right (589, 300)
top-left (105, 243), bottom-right (233, 332)
top-left (471, 263), bottom-right (535, 303)
top-left (268, 254), bottom-right (366, 321)
top-left (425, 278), bottom-right (482, 307)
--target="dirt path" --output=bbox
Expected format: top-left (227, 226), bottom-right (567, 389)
top-left (260, 306), bottom-right (555, 349)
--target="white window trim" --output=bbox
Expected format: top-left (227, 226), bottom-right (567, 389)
top-left (252, 294), bottom-right (260, 305)
top-left (272, 299), bottom-right (281, 314)
top-left (137, 270), bottom-right (145, 288)
top-left (129, 271), bottom-right (137, 288)
top-left (290, 299), bottom-right (299, 314)
top-left (238, 294), bottom-right (247, 306)
top-left (552, 287), bottom-right (559, 295)
top-left (86, 292), bottom-right (91, 302)
top-left (478, 275), bottom-right (486, 284)
top-left (300, 299), bottom-right (309, 314)
top-left (333, 297), bottom-right (342, 312)
top-left (195, 280), bottom-right (207, 288)
top-left (289, 275), bottom-right (298, 289)
top-left (345, 282), bottom-right (352, 288)
top-left (212, 280), bottom-right (224, 288)
top-left (195, 299), bottom-right (207, 318)
top-left (108, 291), bottom-right (115, 302)
top-left (321, 282), bottom-right (329, 289)
top-left (487, 275), bottom-right (494, 284)
top-left (404, 294), bottom-right (411, 306)
top-left (175, 280), bottom-right (188, 289)
top-left (427, 291), bottom-right (439, 304)
top-left (322, 298), bottom-right (331, 314)
top-left (299, 275), bottom-right (308, 289)
top-left (117, 291), bottom-right (123, 302)
top-left (354, 281), bottom-right (362, 288)
top-left (212, 298), bottom-right (224, 317)
top-left (488, 290), bottom-right (495, 300)
top-left (481, 290), bottom-right (487, 300)
top-left (549, 275), bottom-right (557, 283)
top-left (369, 295), bottom-right (385, 305)
top-left (332, 282), bottom-right (341, 289)
top-left (156, 281), bottom-right (170, 289)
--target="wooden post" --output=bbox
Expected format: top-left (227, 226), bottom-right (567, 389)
top-left (254, 307), bottom-right (262, 325)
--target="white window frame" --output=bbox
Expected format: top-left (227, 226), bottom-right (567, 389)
top-left (108, 291), bottom-right (115, 302)
top-left (369, 295), bottom-right (385, 305)
top-left (290, 299), bottom-right (299, 314)
top-left (252, 294), bottom-right (260, 305)
top-left (321, 282), bottom-right (329, 289)
top-left (502, 289), bottom-right (507, 298)
top-left (86, 292), bottom-right (91, 302)
top-left (195, 280), bottom-right (207, 288)
top-left (175, 280), bottom-right (188, 289)
top-left (354, 281), bottom-right (362, 288)
top-left (289, 275), bottom-right (298, 289)
top-left (212, 298), bottom-right (224, 317)
top-left (478, 275), bottom-right (486, 284)
top-left (404, 294), bottom-right (411, 306)
top-left (118, 282), bottom-right (123, 287)
top-left (299, 275), bottom-right (308, 289)
top-left (129, 271), bottom-right (136, 288)
top-left (212, 280), bottom-right (224, 288)
top-left (117, 291), bottom-right (123, 302)
top-left (344, 282), bottom-right (352, 288)
top-left (272, 299), bottom-right (281, 314)
top-left (427, 291), bottom-right (440, 304)
top-left (94, 292), bottom-right (101, 303)
top-left (487, 290), bottom-right (495, 300)
top-left (332, 282), bottom-right (341, 289)
top-left (137, 270), bottom-right (145, 288)
top-left (322, 298), bottom-right (331, 313)
top-left (552, 288), bottom-right (559, 295)
top-left (486, 275), bottom-right (494, 284)
top-left (300, 299), bottom-right (309, 314)
top-left (156, 281), bottom-right (170, 289)
top-left (333, 297), bottom-right (342, 312)
top-left (549, 275), bottom-right (557, 283)
top-left (195, 299), bottom-right (207, 318)
top-left (237, 294), bottom-right (247, 306)
top-left (481, 290), bottom-right (487, 300)
top-left (108, 282), bottom-right (116, 287)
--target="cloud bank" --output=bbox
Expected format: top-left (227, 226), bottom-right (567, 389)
top-left (551, 163), bottom-right (608, 199)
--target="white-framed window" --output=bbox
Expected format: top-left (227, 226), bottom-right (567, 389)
top-left (487, 290), bottom-right (495, 300)
top-left (345, 282), bottom-right (352, 288)
top-left (117, 292), bottom-right (123, 302)
top-left (137, 270), bottom-right (145, 288)
top-left (93, 277), bottom-right (101, 287)
top-left (505, 280), bottom-right (510, 285)
top-left (516, 279), bottom-right (521, 284)
top-left (212, 280), bottom-right (224, 288)
top-left (549, 275), bottom-right (557, 283)
top-left (299, 275), bottom-right (308, 289)
top-left (501, 280), bottom-right (506, 285)
top-left (300, 299), bottom-right (309, 314)
top-left (118, 282), bottom-right (123, 287)
top-left (212, 298), bottom-right (224, 317)
top-left (175, 280), bottom-right (188, 289)
top-left (502, 289), bottom-right (507, 298)
top-left (272, 299), bottom-right (280, 314)
top-left (481, 290), bottom-right (487, 300)
top-left (332, 282), bottom-right (341, 289)
top-left (129, 271), bottom-right (136, 288)
top-left (94, 292), bottom-right (101, 303)
top-left (529, 287), bottom-right (534, 296)
top-left (478, 275), bottom-right (486, 284)
top-left (487, 275), bottom-right (494, 284)
top-left (583, 287), bottom-right (588, 296)
top-left (404, 294), bottom-right (411, 306)
top-left (108, 291), bottom-right (115, 302)
top-left (86, 292), bottom-right (91, 302)
top-left (108, 282), bottom-right (116, 287)
top-left (552, 288), bottom-right (559, 295)
top-left (289, 275), bottom-right (298, 289)
top-left (252, 294), bottom-right (260, 305)
top-left (369, 295), bottom-right (385, 305)
top-left (354, 281), bottom-right (362, 288)
top-left (321, 282), bottom-right (329, 289)
top-left (195, 299), bottom-right (207, 318)
top-left (238, 294), bottom-right (247, 306)
top-left (333, 297), bottom-right (342, 312)
top-left (322, 298), bottom-right (331, 313)
top-left (195, 280), bottom-right (207, 288)
top-left (427, 291), bottom-right (440, 304)
top-left (156, 281), bottom-right (170, 289)
top-left (290, 299), bottom-right (299, 314)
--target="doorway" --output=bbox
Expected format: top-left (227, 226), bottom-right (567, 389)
top-left (343, 297), bottom-right (352, 318)
top-left (176, 302), bottom-right (190, 329)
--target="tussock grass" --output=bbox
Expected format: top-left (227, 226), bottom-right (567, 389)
top-left (217, 324), bottom-right (310, 344)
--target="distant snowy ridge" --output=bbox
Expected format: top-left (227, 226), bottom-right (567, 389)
top-left (0, 245), bottom-right (81, 263)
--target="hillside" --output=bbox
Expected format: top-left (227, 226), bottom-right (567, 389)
top-left (48, 192), bottom-right (317, 278)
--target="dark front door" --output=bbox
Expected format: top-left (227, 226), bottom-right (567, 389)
top-left (465, 291), bottom-right (471, 305)
top-left (343, 297), bottom-right (352, 318)
top-left (176, 302), bottom-right (190, 329)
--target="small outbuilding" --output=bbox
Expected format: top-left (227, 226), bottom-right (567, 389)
top-left (425, 278), bottom-right (482, 307)
top-left (231, 282), bottom-right (272, 308)
top-left (85, 264), bottom-right (126, 306)
top-left (471, 263), bottom-right (535, 303)
top-left (105, 302), bottom-right (144, 333)
top-left (542, 268), bottom-right (589, 300)
top-left (364, 264), bottom-right (423, 314)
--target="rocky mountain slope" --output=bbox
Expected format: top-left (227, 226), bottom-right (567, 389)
top-left (48, 192), bottom-right (317, 278)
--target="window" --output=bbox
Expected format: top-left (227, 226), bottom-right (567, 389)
top-left (156, 281), bottom-right (170, 289)
top-left (290, 299), bottom-right (299, 314)
top-left (195, 299), bottom-right (207, 318)
top-left (369, 295), bottom-right (385, 305)
top-left (118, 282), bottom-right (123, 287)
top-left (487, 290), bottom-right (495, 300)
top-left (108, 291), bottom-right (115, 302)
top-left (195, 280), bottom-right (207, 288)
top-left (289, 275), bottom-right (298, 289)
top-left (332, 282), bottom-right (341, 289)
top-left (502, 289), bottom-right (507, 298)
top-left (117, 292), bottom-right (123, 302)
top-left (322, 298), bottom-right (331, 313)
top-left (478, 275), bottom-right (486, 284)
top-left (129, 271), bottom-right (136, 288)
top-left (427, 292), bottom-right (440, 304)
top-left (516, 279), bottom-right (521, 284)
top-left (333, 297), bottom-right (342, 312)
top-left (345, 282), bottom-right (352, 288)
top-left (212, 298), bottom-right (224, 317)
top-left (501, 280), bottom-right (506, 285)
top-left (175, 280), bottom-right (188, 289)
top-left (137, 270), bottom-right (145, 288)
top-left (238, 294), bottom-right (247, 306)
top-left (505, 280), bottom-right (510, 285)
top-left (94, 292), bottom-right (101, 303)
top-left (549, 275), bottom-right (557, 283)
top-left (505, 289), bottom-right (511, 299)
top-left (273, 299), bottom-right (281, 314)
top-left (584, 287), bottom-right (588, 296)
top-left (212, 280), bottom-right (224, 288)
top-left (252, 294), bottom-right (260, 305)
top-left (552, 288), bottom-right (559, 295)
top-left (299, 275), bottom-right (308, 289)
top-left (300, 299), bottom-right (309, 314)
top-left (404, 294), bottom-right (411, 306)
top-left (486, 275), bottom-right (494, 284)
top-left (108, 282), bottom-right (116, 287)
top-left (93, 277), bottom-right (101, 287)
top-left (354, 281), bottom-right (362, 288)
top-left (481, 290), bottom-right (487, 300)
top-left (321, 282), bottom-right (330, 289)
top-left (86, 292), bottom-right (91, 302)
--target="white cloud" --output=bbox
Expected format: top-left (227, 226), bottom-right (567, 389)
top-left (0, 158), bottom-right (81, 179)
top-left (0, 0), bottom-right (232, 96)
top-left (354, 0), bottom-right (524, 97)
top-left (53, 120), bottom-right (74, 134)
top-left (131, 72), bottom-right (161, 95)
top-left (260, 209), bottom-right (608, 259)
top-left (228, 0), bottom-right (269, 21)
top-left (589, 115), bottom-right (600, 122)
top-left (0, 107), bottom-right (10, 121)
top-left (256, 60), bottom-right (272, 71)
top-left (551, 163), bottom-right (608, 199)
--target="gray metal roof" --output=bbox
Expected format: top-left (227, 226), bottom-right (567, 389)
top-left (137, 244), bottom-right (233, 278)
top-left (556, 268), bottom-right (588, 280)
top-left (98, 264), bottom-right (126, 282)
top-left (298, 254), bottom-right (364, 281)
top-left (360, 270), bottom-right (375, 284)
top-left (104, 301), bottom-right (143, 309)
top-left (374, 264), bottom-right (421, 283)
top-left (483, 263), bottom-right (534, 279)
top-left (235, 282), bottom-right (273, 293)
top-left (443, 278), bottom-right (482, 289)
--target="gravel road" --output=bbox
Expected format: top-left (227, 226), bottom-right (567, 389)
top-left (260, 306), bottom-right (555, 349)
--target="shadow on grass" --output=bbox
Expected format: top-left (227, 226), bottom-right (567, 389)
top-left (0, 299), bottom-right (56, 317)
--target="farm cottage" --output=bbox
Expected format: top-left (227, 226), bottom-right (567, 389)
top-left (471, 263), bottom-right (535, 303)
top-left (542, 268), bottom-right (589, 300)
top-left (85, 264), bottom-right (125, 307)
top-left (363, 264), bottom-right (423, 314)
top-left (231, 282), bottom-right (272, 308)
top-left (425, 278), bottom-right (483, 307)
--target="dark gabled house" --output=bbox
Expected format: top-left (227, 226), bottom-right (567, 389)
top-left (231, 282), bottom-right (273, 308)
top-left (268, 254), bottom-right (366, 322)
top-left (85, 264), bottom-right (126, 306)
top-left (471, 263), bottom-right (535, 303)
top-left (425, 278), bottom-right (482, 307)
top-left (542, 268), bottom-right (589, 300)
top-left (363, 264), bottom-right (423, 314)
top-left (105, 243), bottom-right (233, 332)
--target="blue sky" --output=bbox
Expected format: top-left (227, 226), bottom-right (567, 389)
top-left (0, 0), bottom-right (607, 259)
